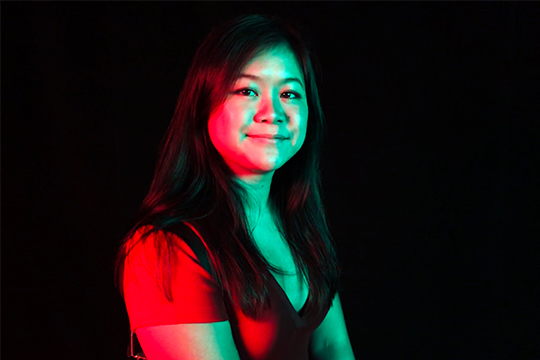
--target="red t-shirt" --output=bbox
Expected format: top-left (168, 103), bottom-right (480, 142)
top-left (123, 224), bottom-right (330, 360)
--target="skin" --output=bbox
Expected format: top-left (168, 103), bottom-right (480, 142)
top-left (207, 44), bottom-right (308, 220)
top-left (310, 294), bottom-right (356, 360)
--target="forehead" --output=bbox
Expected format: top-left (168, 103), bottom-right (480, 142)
top-left (240, 45), bottom-right (304, 81)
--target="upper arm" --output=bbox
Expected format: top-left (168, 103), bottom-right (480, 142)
top-left (136, 321), bottom-right (241, 360)
top-left (123, 227), bottom-right (229, 329)
top-left (309, 293), bottom-right (355, 359)
top-left (123, 228), bottom-right (236, 358)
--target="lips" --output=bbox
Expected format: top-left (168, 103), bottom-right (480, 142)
top-left (247, 134), bottom-right (288, 140)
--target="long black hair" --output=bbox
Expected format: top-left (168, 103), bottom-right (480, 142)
top-left (115, 14), bottom-right (341, 318)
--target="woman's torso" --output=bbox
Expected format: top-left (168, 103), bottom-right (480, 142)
top-left (125, 219), bottom-right (328, 360)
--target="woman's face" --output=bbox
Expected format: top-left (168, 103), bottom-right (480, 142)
top-left (208, 44), bottom-right (308, 177)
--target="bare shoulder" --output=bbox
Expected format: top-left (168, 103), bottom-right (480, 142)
top-left (136, 321), bottom-right (241, 360)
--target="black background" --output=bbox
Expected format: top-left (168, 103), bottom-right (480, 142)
top-left (3, 2), bottom-right (539, 359)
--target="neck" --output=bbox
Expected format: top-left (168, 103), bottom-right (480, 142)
top-left (235, 171), bottom-right (274, 228)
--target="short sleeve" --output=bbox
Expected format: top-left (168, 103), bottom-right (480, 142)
top-left (123, 226), bottom-right (229, 331)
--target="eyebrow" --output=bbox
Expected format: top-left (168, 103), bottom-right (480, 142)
top-left (238, 74), bottom-right (305, 89)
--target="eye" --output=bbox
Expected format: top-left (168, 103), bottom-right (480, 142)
top-left (233, 88), bottom-right (258, 97)
top-left (281, 91), bottom-right (301, 99)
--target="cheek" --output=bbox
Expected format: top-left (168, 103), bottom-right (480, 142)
top-left (290, 106), bottom-right (308, 148)
top-left (208, 105), bottom-right (248, 153)
top-left (208, 109), bottom-right (232, 152)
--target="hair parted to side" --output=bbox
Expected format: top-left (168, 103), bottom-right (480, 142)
top-left (115, 14), bottom-right (341, 318)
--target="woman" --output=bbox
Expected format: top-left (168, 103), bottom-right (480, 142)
top-left (115, 14), bottom-right (355, 360)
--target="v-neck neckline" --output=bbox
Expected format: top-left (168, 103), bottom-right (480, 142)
top-left (268, 271), bottom-right (309, 327)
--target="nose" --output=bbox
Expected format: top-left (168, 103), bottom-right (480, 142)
top-left (254, 92), bottom-right (286, 124)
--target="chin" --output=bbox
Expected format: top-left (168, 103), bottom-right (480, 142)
top-left (250, 161), bottom-right (279, 174)
top-left (254, 166), bottom-right (278, 174)
top-left (247, 156), bottom-right (290, 174)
